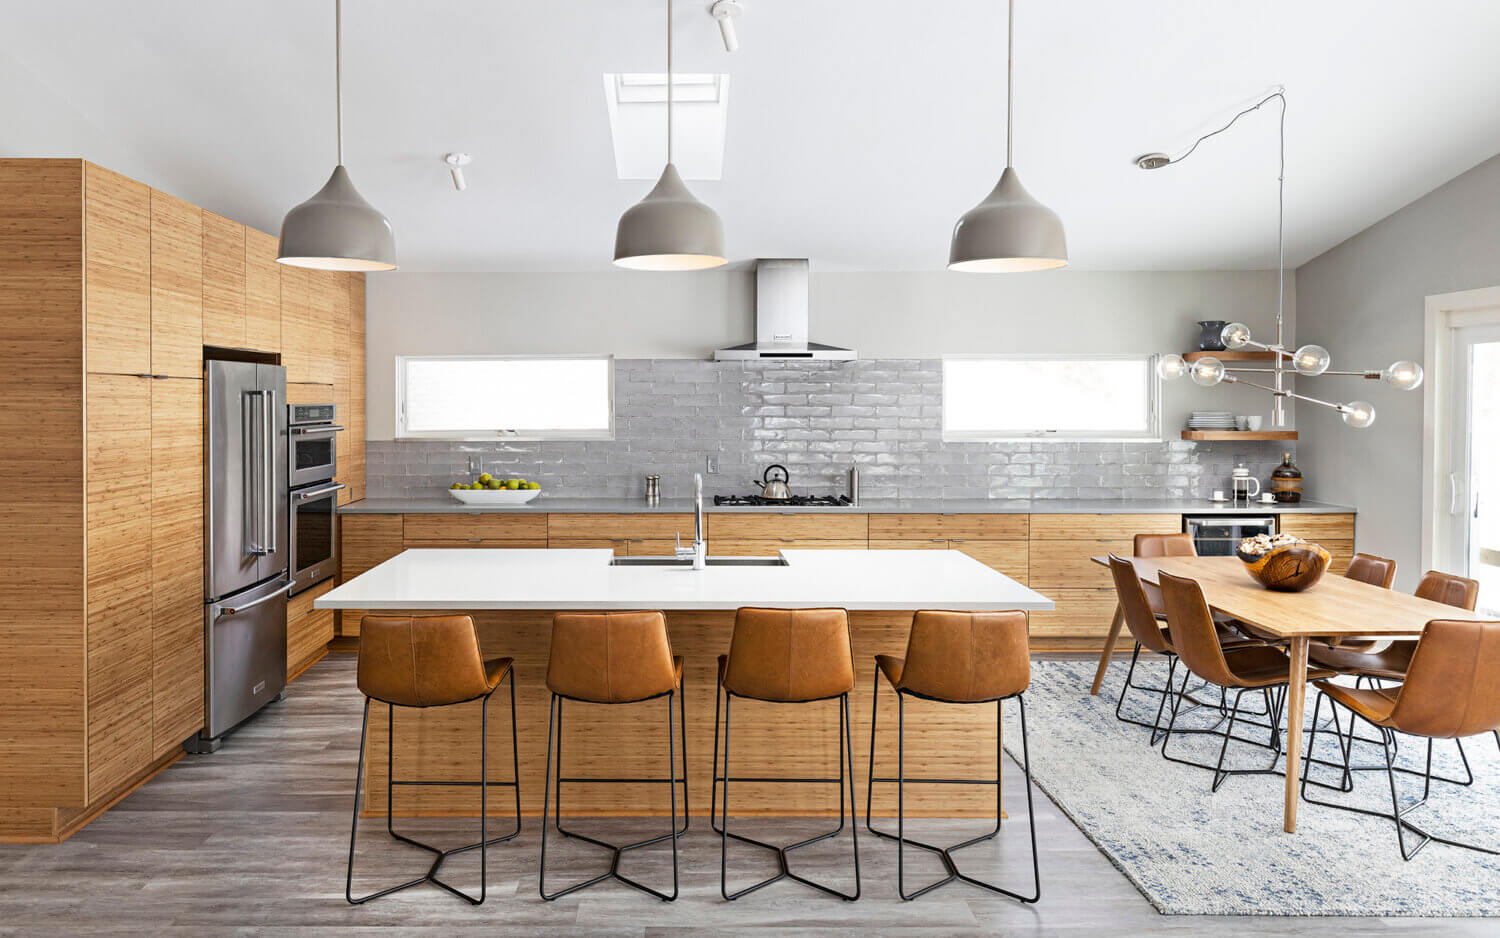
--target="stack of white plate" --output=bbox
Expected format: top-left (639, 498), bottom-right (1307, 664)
top-left (1185, 411), bottom-right (1237, 430)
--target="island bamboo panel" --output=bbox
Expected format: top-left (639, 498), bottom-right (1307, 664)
top-left (547, 513), bottom-right (695, 541)
top-left (362, 610), bottom-right (1004, 820)
top-left (708, 513), bottom-right (868, 541)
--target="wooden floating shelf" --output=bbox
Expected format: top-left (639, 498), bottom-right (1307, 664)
top-left (1181, 430), bottom-right (1298, 441)
top-left (1182, 350), bottom-right (1278, 362)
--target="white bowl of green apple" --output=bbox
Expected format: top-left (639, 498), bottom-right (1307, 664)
top-left (449, 474), bottom-right (542, 504)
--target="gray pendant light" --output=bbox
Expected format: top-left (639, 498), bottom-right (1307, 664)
top-left (278, 0), bottom-right (396, 272)
top-left (948, 0), bottom-right (1066, 272)
top-left (614, 0), bottom-right (726, 271)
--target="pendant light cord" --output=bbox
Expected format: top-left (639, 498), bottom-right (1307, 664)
top-left (335, 0), bottom-right (344, 166)
top-left (1005, 0), bottom-right (1013, 168)
top-left (666, 0), bottom-right (674, 165)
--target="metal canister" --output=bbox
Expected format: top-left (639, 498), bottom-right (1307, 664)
top-left (644, 474), bottom-right (661, 505)
top-left (847, 467), bottom-right (859, 505)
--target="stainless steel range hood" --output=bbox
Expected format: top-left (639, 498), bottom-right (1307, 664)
top-left (714, 259), bottom-right (856, 361)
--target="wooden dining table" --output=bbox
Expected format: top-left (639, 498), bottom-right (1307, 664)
top-left (1086, 554), bottom-right (1491, 833)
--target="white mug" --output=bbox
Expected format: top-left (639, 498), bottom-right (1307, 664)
top-left (1212, 489), bottom-right (1227, 501)
top-left (1246, 416), bottom-right (1263, 431)
top-left (1259, 492), bottom-right (1276, 503)
top-left (1235, 416), bottom-right (1249, 431)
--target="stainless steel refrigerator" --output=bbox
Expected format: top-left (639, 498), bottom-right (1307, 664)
top-left (193, 360), bottom-right (291, 752)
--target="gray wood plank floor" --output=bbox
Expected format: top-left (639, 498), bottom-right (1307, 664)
top-left (0, 653), bottom-right (1490, 937)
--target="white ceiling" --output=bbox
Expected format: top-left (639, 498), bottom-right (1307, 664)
top-left (4, 0), bottom-right (1499, 272)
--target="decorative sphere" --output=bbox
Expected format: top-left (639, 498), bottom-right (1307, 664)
top-left (1341, 401), bottom-right (1376, 428)
top-left (1221, 322), bottom-right (1253, 350)
top-left (1156, 354), bottom-right (1189, 381)
top-left (1382, 360), bottom-right (1423, 390)
top-left (1293, 344), bottom-right (1331, 376)
top-left (1190, 356), bottom-right (1226, 387)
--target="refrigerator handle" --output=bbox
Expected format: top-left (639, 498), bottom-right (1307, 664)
top-left (264, 389), bottom-right (276, 553)
top-left (242, 389), bottom-right (259, 556)
top-left (219, 579), bottom-right (292, 616)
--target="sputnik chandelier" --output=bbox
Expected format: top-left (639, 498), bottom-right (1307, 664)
top-left (1142, 90), bottom-right (1421, 429)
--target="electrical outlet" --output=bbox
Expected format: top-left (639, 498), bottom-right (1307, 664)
top-left (705, 456), bottom-right (719, 474)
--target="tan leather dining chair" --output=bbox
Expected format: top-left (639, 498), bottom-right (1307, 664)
top-left (348, 615), bottom-right (520, 906)
top-left (1311, 570), bottom-right (1479, 680)
top-left (1321, 553), bottom-right (1400, 652)
top-left (1107, 555), bottom-right (1182, 741)
top-left (1158, 572), bottom-right (1335, 791)
top-left (1133, 533), bottom-right (1260, 643)
top-left (864, 610), bottom-right (1038, 903)
top-left (1301, 618), bottom-right (1500, 860)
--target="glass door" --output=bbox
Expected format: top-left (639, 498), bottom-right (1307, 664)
top-left (1448, 323), bottom-right (1500, 613)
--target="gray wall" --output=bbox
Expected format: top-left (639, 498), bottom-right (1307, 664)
top-left (368, 358), bottom-right (1292, 500)
top-left (366, 269), bottom-right (1294, 441)
top-left (1296, 152), bottom-right (1500, 589)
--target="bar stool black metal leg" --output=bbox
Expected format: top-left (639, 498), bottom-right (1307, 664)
top-left (720, 691), bottom-right (860, 901)
top-left (868, 688), bottom-right (1037, 902)
top-left (347, 672), bottom-right (521, 906)
top-left (539, 687), bottom-right (685, 901)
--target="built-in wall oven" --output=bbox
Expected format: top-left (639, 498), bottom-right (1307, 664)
top-left (1184, 515), bottom-right (1278, 557)
top-left (288, 404), bottom-right (345, 595)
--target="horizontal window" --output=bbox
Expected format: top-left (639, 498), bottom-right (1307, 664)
top-left (397, 356), bottom-right (614, 441)
top-left (942, 356), bottom-right (1159, 441)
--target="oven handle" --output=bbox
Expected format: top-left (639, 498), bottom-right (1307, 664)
top-left (294, 482), bottom-right (347, 502)
top-left (290, 425), bottom-right (345, 435)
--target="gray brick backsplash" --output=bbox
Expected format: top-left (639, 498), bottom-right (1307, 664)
top-left (368, 359), bottom-right (1293, 500)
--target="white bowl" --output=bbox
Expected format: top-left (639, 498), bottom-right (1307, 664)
top-left (449, 488), bottom-right (542, 505)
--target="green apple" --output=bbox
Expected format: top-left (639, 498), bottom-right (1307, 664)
top-left (478, 473), bottom-right (493, 484)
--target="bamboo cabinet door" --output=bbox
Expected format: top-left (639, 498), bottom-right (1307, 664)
top-left (348, 274), bottom-right (366, 501)
top-left (86, 373), bottom-right (155, 800)
top-left (202, 211), bottom-right (246, 349)
top-left (151, 377), bottom-right (204, 758)
top-left (84, 163), bottom-right (151, 375)
top-left (149, 191), bottom-right (203, 378)
top-left (279, 266), bottom-right (315, 382)
top-left (244, 228), bottom-right (282, 354)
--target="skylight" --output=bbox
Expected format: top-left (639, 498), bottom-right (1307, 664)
top-left (603, 73), bottom-right (730, 180)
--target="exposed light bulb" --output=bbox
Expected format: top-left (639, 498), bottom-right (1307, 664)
top-left (1382, 360), bottom-right (1423, 391)
top-left (1156, 354), bottom-right (1188, 381)
top-left (1293, 344), bottom-right (1331, 376)
top-left (1341, 401), bottom-right (1376, 429)
top-left (1190, 356), bottom-right (1226, 387)
top-left (1221, 322), bottom-right (1253, 350)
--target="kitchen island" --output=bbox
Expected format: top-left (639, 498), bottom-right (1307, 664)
top-left (318, 548), bottom-right (1050, 819)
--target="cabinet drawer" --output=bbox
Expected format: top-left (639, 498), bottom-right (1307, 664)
top-left (1029, 513), bottom-right (1179, 540)
top-left (287, 578), bottom-right (338, 622)
top-left (549, 537), bottom-right (628, 555)
top-left (1028, 589), bottom-right (1118, 637)
top-left (708, 513), bottom-right (868, 541)
top-left (1028, 539), bottom-right (1131, 588)
top-left (341, 514), bottom-right (404, 578)
top-left (950, 540), bottom-right (1029, 584)
top-left (1278, 513), bottom-right (1354, 542)
top-left (1322, 540), bottom-right (1355, 575)
top-left (403, 512), bottom-right (547, 542)
top-left (403, 539), bottom-right (547, 549)
top-left (288, 608), bottom-right (334, 672)
top-left (546, 513), bottom-right (694, 541)
top-left (869, 538), bottom-right (950, 550)
top-left (713, 539), bottom-right (867, 557)
top-left (868, 513), bottom-right (1027, 540)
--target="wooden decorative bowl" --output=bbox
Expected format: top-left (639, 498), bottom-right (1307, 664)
top-left (1236, 542), bottom-right (1332, 592)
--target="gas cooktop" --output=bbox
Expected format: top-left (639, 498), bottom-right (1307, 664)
top-left (713, 494), bottom-right (853, 507)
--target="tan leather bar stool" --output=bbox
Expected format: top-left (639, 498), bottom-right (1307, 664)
top-left (539, 611), bottom-right (687, 902)
top-left (864, 610), bottom-right (1039, 903)
top-left (712, 607), bottom-right (860, 901)
top-left (1301, 618), bottom-right (1500, 860)
top-left (346, 615), bottom-right (520, 906)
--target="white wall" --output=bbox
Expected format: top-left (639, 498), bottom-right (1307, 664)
top-left (1296, 152), bottom-right (1500, 589)
top-left (366, 268), bottom-right (1293, 440)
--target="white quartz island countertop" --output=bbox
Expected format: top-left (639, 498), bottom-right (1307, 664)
top-left (316, 548), bottom-right (1054, 612)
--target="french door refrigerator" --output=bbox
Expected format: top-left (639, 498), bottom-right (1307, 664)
top-left (194, 360), bottom-right (290, 752)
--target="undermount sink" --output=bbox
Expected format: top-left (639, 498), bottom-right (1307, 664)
top-left (611, 555), bottom-right (788, 567)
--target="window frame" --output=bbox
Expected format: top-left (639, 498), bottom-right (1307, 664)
top-left (395, 354), bottom-right (616, 442)
top-left (940, 353), bottom-right (1162, 443)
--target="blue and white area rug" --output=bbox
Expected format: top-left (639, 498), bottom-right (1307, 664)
top-left (1002, 659), bottom-right (1500, 915)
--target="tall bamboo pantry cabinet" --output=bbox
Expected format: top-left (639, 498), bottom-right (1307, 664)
top-left (0, 159), bottom-right (364, 842)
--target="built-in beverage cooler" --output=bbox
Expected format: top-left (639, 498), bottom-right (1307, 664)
top-left (1183, 515), bottom-right (1278, 557)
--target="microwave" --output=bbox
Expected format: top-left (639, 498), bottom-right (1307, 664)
top-left (288, 403), bottom-right (341, 489)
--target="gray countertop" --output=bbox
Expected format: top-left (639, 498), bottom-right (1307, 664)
top-left (341, 495), bottom-right (1355, 516)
